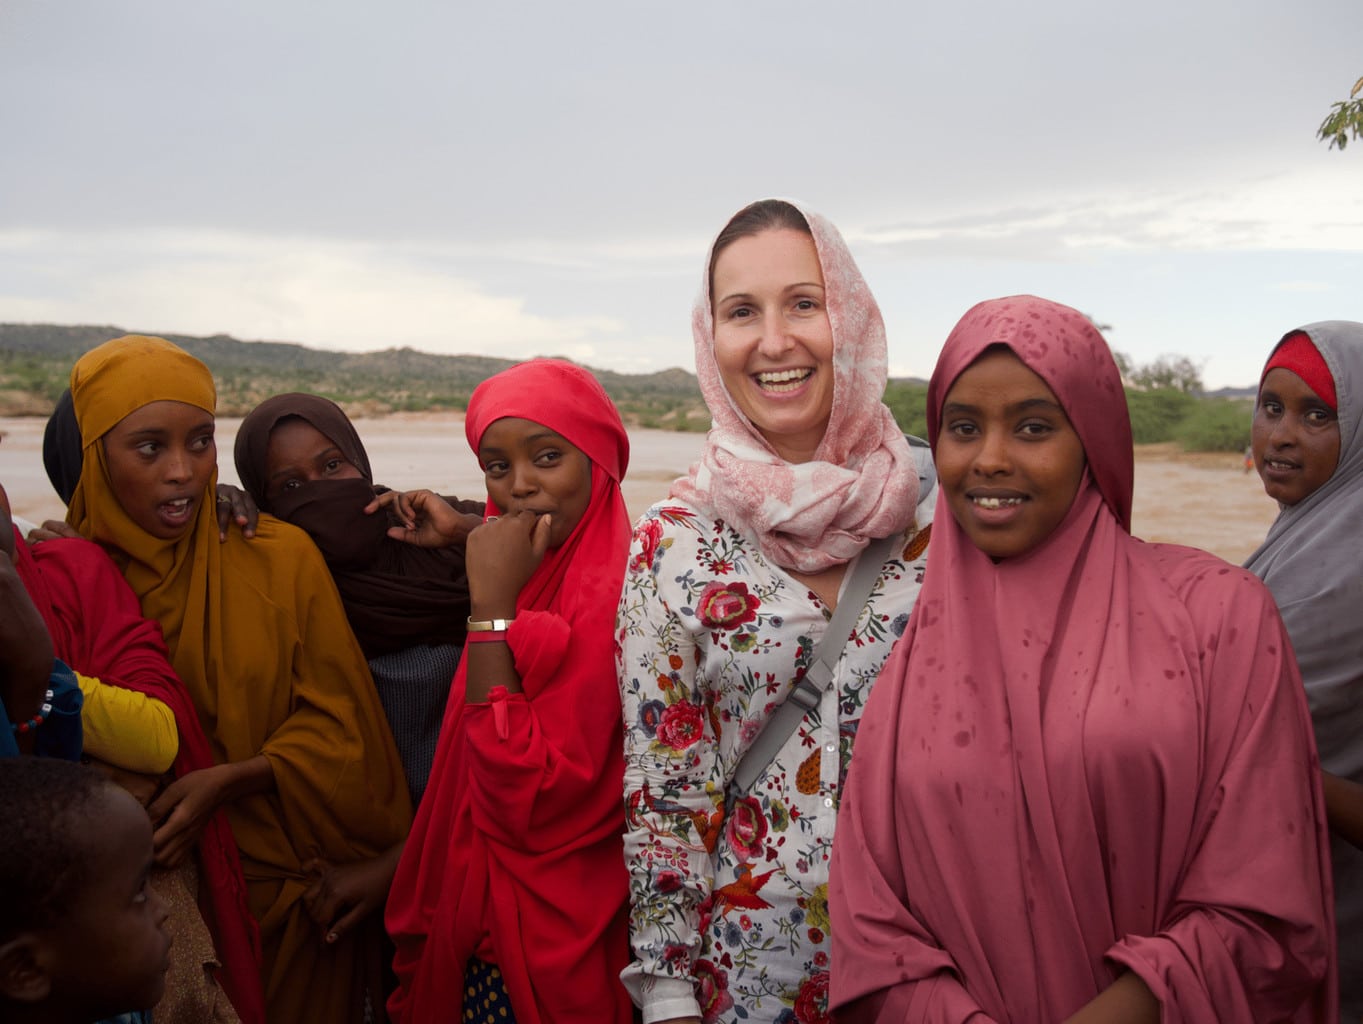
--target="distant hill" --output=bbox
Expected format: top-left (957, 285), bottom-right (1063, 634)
top-left (0, 324), bottom-right (1259, 452)
top-left (1206, 385), bottom-right (1258, 400)
top-left (0, 323), bottom-right (713, 429)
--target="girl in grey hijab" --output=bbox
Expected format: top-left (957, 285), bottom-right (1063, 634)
top-left (1246, 319), bottom-right (1363, 1018)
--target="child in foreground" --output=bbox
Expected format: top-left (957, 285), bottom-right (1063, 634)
top-left (0, 757), bottom-right (172, 1024)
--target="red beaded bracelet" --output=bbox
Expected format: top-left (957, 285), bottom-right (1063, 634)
top-left (11, 686), bottom-right (55, 735)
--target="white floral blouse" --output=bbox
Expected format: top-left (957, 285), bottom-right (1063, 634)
top-left (617, 491), bottom-right (934, 1024)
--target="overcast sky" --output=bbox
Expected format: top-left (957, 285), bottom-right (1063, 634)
top-left (2, 0), bottom-right (1360, 388)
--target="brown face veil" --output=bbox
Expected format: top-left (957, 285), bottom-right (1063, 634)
top-left (234, 391), bottom-right (473, 657)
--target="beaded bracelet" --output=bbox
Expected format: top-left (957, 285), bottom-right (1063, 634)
top-left (10, 687), bottom-right (55, 735)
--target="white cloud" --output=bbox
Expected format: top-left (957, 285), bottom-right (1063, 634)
top-left (1272, 280), bottom-right (1333, 293)
top-left (0, 229), bottom-right (632, 359)
top-left (854, 166), bottom-right (1363, 262)
top-left (2, 0), bottom-right (1361, 394)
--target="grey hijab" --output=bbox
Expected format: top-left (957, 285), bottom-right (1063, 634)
top-left (1245, 320), bottom-right (1363, 772)
top-left (1244, 319), bottom-right (1363, 1013)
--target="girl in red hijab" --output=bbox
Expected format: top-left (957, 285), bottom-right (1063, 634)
top-left (829, 296), bottom-right (1335, 1022)
top-left (385, 359), bottom-right (633, 1024)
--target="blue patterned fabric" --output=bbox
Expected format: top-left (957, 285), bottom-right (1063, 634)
top-left (368, 643), bottom-right (458, 805)
top-left (462, 958), bottom-right (518, 1023)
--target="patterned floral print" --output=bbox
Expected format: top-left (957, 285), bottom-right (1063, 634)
top-left (618, 498), bottom-right (931, 1024)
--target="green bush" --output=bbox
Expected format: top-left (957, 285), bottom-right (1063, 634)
top-left (883, 381), bottom-right (929, 439)
top-left (1125, 389), bottom-right (1196, 444)
top-left (1174, 398), bottom-right (1253, 453)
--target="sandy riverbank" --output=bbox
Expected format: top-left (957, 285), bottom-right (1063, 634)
top-left (0, 416), bottom-right (1280, 564)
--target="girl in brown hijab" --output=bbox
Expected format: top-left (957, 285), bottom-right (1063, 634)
top-left (234, 392), bottom-right (482, 803)
top-left (66, 335), bottom-right (412, 1024)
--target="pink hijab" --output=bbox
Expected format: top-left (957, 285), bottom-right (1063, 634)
top-left (829, 296), bottom-right (1334, 1021)
top-left (670, 199), bottom-right (918, 572)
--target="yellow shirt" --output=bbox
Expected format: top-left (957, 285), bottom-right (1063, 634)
top-left (76, 671), bottom-right (179, 774)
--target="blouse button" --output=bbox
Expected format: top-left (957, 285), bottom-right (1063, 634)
top-left (823, 797), bottom-right (834, 808)
top-left (824, 742), bottom-right (836, 753)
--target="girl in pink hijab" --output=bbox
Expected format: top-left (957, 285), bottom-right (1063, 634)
top-left (828, 295), bottom-right (1335, 1022)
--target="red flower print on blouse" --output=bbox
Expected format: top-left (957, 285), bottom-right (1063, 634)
top-left (631, 518), bottom-right (664, 574)
top-left (694, 958), bottom-right (734, 1023)
top-left (696, 580), bottom-right (760, 631)
top-left (655, 701), bottom-right (705, 750)
top-left (724, 796), bottom-right (768, 861)
top-left (793, 970), bottom-right (831, 1024)
top-left (654, 868), bottom-right (684, 894)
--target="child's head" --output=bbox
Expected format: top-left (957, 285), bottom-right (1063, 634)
top-left (465, 360), bottom-right (629, 549)
top-left (0, 758), bottom-right (170, 1024)
top-left (1252, 331), bottom-right (1341, 507)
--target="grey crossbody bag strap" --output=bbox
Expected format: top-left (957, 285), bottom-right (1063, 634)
top-left (724, 532), bottom-right (899, 809)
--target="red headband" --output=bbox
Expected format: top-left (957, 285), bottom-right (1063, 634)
top-left (1263, 332), bottom-right (1337, 410)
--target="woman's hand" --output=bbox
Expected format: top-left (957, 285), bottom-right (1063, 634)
top-left (363, 489), bottom-right (414, 530)
top-left (302, 842), bottom-right (403, 944)
top-left (148, 766), bottom-right (225, 867)
top-left (466, 510), bottom-right (552, 617)
top-left (378, 489), bottom-right (481, 549)
top-left (26, 519), bottom-right (79, 543)
top-left (1061, 971), bottom-right (1158, 1024)
top-left (147, 755), bottom-right (274, 868)
top-left (215, 483), bottom-right (259, 541)
top-left (1322, 770), bottom-right (1363, 851)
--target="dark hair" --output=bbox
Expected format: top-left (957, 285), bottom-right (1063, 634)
top-left (43, 388), bottom-right (82, 505)
top-left (708, 199), bottom-right (812, 297)
top-left (0, 758), bottom-right (113, 940)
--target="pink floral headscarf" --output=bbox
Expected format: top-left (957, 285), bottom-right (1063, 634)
top-left (670, 199), bottom-right (918, 573)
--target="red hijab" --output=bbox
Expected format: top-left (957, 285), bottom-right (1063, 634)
top-left (386, 360), bottom-right (633, 1024)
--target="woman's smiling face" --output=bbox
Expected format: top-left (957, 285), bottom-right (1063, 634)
top-left (711, 228), bottom-right (834, 464)
top-left (936, 348), bottom-right (1087, 560)
top-left (1252, 367), bottom-right (1341, 507)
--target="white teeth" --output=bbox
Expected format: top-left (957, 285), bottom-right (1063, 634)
top-left (755, 369), bottom-right (812, 391)
top-left (166, 499), bottom-right (191, 510)
top-left (973, 496), bottom-right (1023, 509)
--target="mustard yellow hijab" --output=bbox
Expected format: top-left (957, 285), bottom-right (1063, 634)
top-left (68, 335), bottom-right (218, 654)
top-left (68, 335), bottom-right (411, 1024)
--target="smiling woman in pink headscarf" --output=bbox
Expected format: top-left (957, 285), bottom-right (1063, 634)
top-left (617, 200), bottom-right (936, 1024)
top-left (828, 295), bottom-right (1335, 1023)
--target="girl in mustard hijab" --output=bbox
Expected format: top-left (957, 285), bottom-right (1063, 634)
top-left (65, 334), bottom-right (412, 1024)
